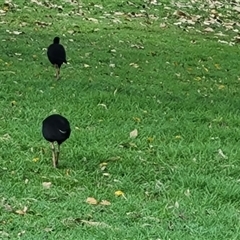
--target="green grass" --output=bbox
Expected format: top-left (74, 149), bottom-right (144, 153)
top-left (1, 0), bottom-right (240, 239)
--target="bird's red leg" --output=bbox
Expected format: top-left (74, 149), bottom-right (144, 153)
top-left (55, 144), bottom-right (60, 167)
top-left (51, 142), bottom-right (56, 168)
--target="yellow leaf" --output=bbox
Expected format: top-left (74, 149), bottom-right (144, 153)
top-left (11, 101), bottom-right (17, 106)
top-left (86, 197), bottom-right (98, 205)
top-left (175, 135), bottom-right (182, 139)
top-left (147, 137), bottom-right (154, 143)
top-left (66, 169), bottom-right (70, 175)
top-left (32, 157), bottom-right (39, 162)
top-left (194, 77), bottom-right (201, 81)
top-left (133, 117), bottom-right (141, 123)
top-left (218, 84), bottom-right (225, 90)
top-left (130, 129), bottom-right (138, 138)
top-left (115, 190), bottom-right (125, 197)
top-left (215, 64), bottom-right (220, 69)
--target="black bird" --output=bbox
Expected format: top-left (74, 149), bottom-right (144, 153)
top-left (47, 37), bottom-right (67, 80)
top-left (42, 114), bottom-right (71, 167)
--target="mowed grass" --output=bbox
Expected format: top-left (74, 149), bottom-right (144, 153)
top-left (1, 0), bottom-right (240, 239)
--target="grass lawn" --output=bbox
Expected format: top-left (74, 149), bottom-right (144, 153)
top-left (1, 0), bottom-right (240, 239)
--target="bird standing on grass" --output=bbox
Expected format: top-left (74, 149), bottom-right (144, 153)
top-left (47, 37), bottom-right (67, 80)
top-left (42, 114), bottom-right (71, 168)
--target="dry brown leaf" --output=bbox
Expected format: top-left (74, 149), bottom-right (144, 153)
top-left (86, 197), bottom-right (98, 205)
top-left (130, 129), bottom-right (138, 138)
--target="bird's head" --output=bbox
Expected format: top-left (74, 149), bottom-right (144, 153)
top-left (53, 37), bottom-right (60, 44)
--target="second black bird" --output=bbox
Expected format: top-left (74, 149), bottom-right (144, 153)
top-left (47, 37), bottom-right (67, 80)
top-left (42, 114), bottom-right (71, 167)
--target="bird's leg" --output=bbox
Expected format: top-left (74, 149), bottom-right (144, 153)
top-left (55, 144), bottom-right (60, 167)
top-left (53, 64), bottom-right (58, 77)
top-left (50, 142), bottom-right (56, 168)
top-left (56, 67), bottom-right (60, 80)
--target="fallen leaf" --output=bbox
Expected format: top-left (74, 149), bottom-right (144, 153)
top-left (218, 84), bottom-right (225, 90)
top-left (115, 190), bottom-right (125, 197)
top-left (17, 230), bottom-right (26, 237)
top-left (81, 220), bottom-right (110, 228)
top-left (218, 149), bottom-right (228, 159)
top-left (11, 100), bottom-right (16, 106)
top-left (119, 142), bottom-right (137, 148)
top-left (33, 157), bottom-right (39, 162)
top-left (12, 31), bottom-right (23, 35)
top-left (86, 197), bottom-right (98, 205)
top-left (129, 62), bottom-right (139, 68)
top-left (97, 103), bottom-right (107, 109)
top-left (0, 231), bottom-right (9, 237)
top-left (204, 27), bottom-right (214, 32)
top-left (66, 169), bottom-right (70, 175)
top-left (86, 17), bottom-right (99, 23)
top-left (44, 228), bottom-right (54, 233)
top-left (99, 162), bottom-right (107, 171)
top-left (175, 135), bottom-right (182, 139)
top-left (42, 182), bottom-right (52, 189)
top-left (130, 129), bottom-right (138, 138)
top-left (15, 206), bottom-right (28, 215)
top-left (99, 200), bottom-right (111, 206)
top-left (160, 23), bottom-right (167, 28)
top-left (103, 173), bottom-right (110, 177)
top-left (133, 117), bottom-right (141, 122)
top-left (184, 189), bottom-right (191, 197)
top-left (147, 137), bottom-right (154, 143)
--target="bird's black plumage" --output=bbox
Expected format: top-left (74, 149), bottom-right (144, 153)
top-left (42, 114), bottom-right (71, 167)
top-left (47, 37), bottom-right (67, 79)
